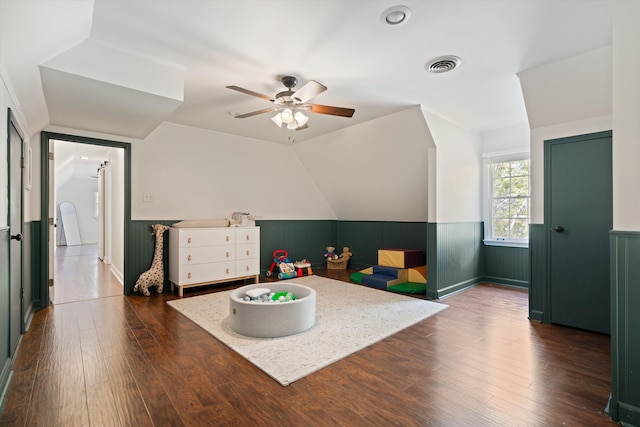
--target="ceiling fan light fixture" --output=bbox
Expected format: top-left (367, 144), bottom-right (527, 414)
top-left (294, 111), bottom-right (309, 127)
top-left (381, 6), bottom-right (411, 26)
top-left (271, 113), bottom-right (283, 127)
top-left (280, 108), bottom-right (294, 123)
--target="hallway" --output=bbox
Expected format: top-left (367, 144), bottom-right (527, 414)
top-left (53, 244), bottom-right (122, 304)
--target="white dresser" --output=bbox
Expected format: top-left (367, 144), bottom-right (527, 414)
top-left (168, 226), bottom-right (260, 297)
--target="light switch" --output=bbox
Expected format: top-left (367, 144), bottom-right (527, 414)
top-left (143, 192), bottom-right (153, 202)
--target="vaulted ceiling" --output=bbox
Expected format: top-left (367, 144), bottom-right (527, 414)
top-left (1, 0), bottom-right (613, 143)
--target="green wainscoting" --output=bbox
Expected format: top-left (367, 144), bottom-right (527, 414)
top-left (20, 222), bottom-right (35, 330)
top-left (0, 228), bottom-right (11, 409)
top-left (27, 221), bottom-right (42, 317)
top-left (427, 222), bottom-right (483, 300)
top-left (610, 230), bottom-right (640, 425)
top-left (336, 221), bottom-right (427, 269)
top-left (529, 224), bottom-right (546, 322)
top-left (128, 220), bottom-right (339, 294)
top-left (483, 245), bottom-right (529, 288)
top-left (256, 220), bottom-right (338, 273)
top-left (127, 221), bottom-right (175, 295)
top-left (126, 220), bottom-right (531, 303)
top-left (127, 220), bottom-right (429, 293)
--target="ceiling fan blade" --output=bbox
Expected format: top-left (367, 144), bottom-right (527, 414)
top-left (233, 107), bottom-right (277, 118)
top-left (308, 104), bottom-right (355, 118)
top-left (292, 80), bottom-right (327, 103)
top-left (226, 85), bottom-right (274, 102)
top-left (295, 124), bottom-right (309, 131)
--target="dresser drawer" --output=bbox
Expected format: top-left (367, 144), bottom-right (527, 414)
top-left (236, 228), bottom-right (260, 244)
top-left (178, 228), bottom-right (235, 247)
top-left (235, 243), bottom-right (259, 261)
top-left (176, 261), bottom-right (236, 284)
top-left (235, 258), bottom-right (260, 276)
top-left (179, 245), bottom-right (234, 265)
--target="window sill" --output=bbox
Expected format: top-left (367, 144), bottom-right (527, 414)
top-left (483, 239), bottom-right (529, 249)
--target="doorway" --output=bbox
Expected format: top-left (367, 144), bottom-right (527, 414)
top-left (40, 132), bottom-right (131, 306)
top-left (52, 139), bottom-right (124, 304)
top-left (544, 130), bottom-right (612, 334)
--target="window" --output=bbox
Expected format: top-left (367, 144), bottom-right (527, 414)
top-left (484, 155), bottom-right (530, 247)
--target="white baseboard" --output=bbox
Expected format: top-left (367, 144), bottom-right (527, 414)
top-left (110, 265), bottom-right (124, 285)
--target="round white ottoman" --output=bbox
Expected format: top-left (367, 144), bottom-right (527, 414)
top-left (229, 283), bottom-right (316, 338)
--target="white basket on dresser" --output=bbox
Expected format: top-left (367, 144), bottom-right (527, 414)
top-left (168, 226), bottom-right (260, 297)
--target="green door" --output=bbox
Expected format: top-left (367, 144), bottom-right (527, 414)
top-left (8, 116), bottom-right (24, 355)
top-left (546, 131), bottom-right (612, 334)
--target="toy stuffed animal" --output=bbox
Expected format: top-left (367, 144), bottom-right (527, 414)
top-left (324, 246), bottom-right (338, 260)
top-left (134, 224), bottom-right (170, 296)
top-left (338, 247), bottom-right (353, 261)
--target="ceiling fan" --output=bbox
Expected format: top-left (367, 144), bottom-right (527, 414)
top-left (226, 76), bottom-right (355, 131)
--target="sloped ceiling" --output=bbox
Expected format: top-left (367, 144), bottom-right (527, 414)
top-left (1, 0), bottom-right (614, 143)
top-left (518, 46), bottom-right (612, 129)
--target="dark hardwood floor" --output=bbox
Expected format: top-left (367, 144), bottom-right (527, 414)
top-left (0, 262), bottom-right (616, 426)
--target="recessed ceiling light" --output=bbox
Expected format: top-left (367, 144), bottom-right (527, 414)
top-left (80, 156), bottom-right (89, 160)
top-left (381, 6), bottom-right (412, 26)
top-left (425, 55), bottom-right (462, 73)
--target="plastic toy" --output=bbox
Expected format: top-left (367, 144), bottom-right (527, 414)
top-left (265, 250), bottom-right (298, 280)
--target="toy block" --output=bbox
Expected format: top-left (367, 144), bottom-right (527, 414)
top-left (378, 249), bottom-right (424, 269)
top-left (407, 266), bottom-right (427, 284)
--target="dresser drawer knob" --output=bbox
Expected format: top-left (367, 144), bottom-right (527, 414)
top-left (187, 255), bottom-right (192, 262)
top-left (246, 250), bottom-right (250, 256)
top-left (226, 252), bottom-right (230, 258)
top-left (187, 237), bottom-right (192, 244)
top-left (188, 272), bottom-right (192, 279)
top-left (226, 235), bottom-right (230, 242)
top-left (246, 235), bottom-right (250, 241)
top-left (246, 265), bottom-right (250, 271)
top-left (226, 268), bottom-right (230, 274)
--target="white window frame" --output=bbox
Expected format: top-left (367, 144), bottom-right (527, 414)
top-left (482, 151), bottom-right (530, 248)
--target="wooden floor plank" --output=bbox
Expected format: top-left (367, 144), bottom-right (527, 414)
top-left (0, 248), bottom-right (618, 426)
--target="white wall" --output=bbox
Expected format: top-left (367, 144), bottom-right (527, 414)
top-left (423, 110), bottom-right (482, 223)
top-left (518, 46), bottom-right (612, 129)
top-left (132, 122), bottom-right (336, 220)
top-left (46, 106), bottom-right (481, 226)
top-left (481, 125), bottom-right (529, 155)
top-left (0, 69), bottom-right (10, 227)
top-left (293, 106), bottom-right (434, 222)
top-left (612, 1), bottom-right (640, 232)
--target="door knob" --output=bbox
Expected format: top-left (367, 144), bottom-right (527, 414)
top-left (10, 233), bottom-right (22, 241)
top-left (553, 226), bottom-right (564, 233)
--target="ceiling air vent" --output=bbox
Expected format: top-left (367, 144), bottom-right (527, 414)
top-left (426, 56), bottom-right (461, 73)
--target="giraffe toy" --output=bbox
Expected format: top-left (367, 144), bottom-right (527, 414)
top-left (134, 224), bottom-right (170, 296)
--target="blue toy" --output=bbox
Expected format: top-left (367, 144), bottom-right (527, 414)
top-left (265, 249), bottom-right (298, 280)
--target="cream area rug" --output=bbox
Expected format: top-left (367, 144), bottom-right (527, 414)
top-left (167, 275), bottom-right (447, 386)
